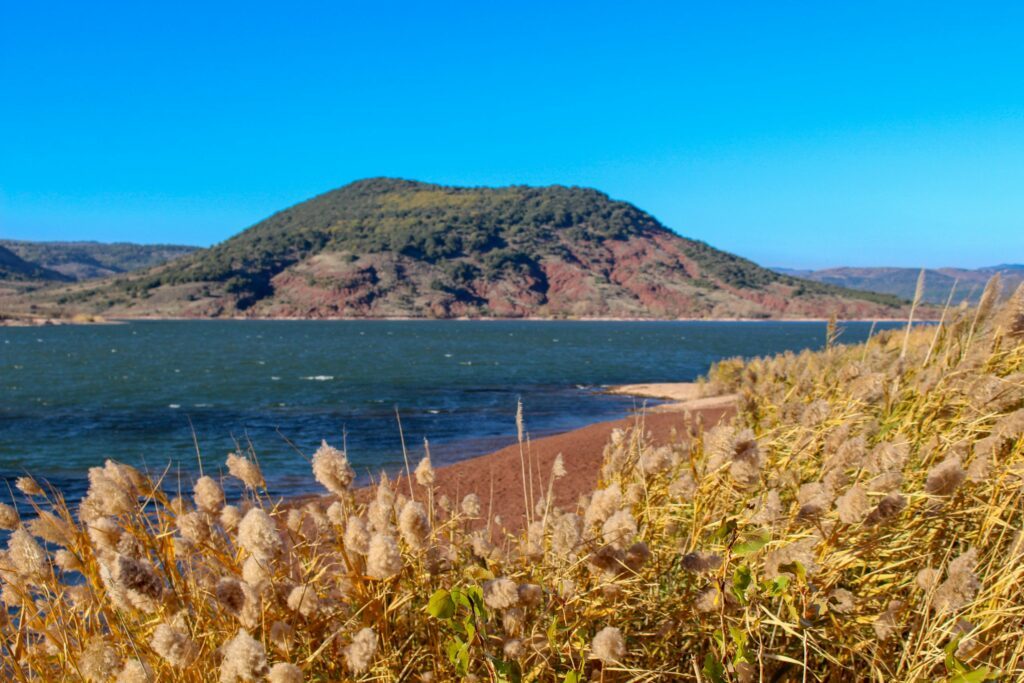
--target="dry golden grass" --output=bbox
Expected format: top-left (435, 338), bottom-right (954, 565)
top-left (1, 280), bottom-right (1022, 682)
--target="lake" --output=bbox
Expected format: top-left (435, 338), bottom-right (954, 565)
top-left (0, 319), bottom-right (902, 501)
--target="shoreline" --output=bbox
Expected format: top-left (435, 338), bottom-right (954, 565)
top-left (0, 314), bottom-right (117, 327)
top-left (10, 314), bottom-right (930, 326)
top-left (330, 383), bottom-right (738, 531)
top-left (0, 315), bottom-right (926, 330)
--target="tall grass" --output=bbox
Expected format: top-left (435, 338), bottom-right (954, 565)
top-left (1, 280), bottom-right (1022, 681)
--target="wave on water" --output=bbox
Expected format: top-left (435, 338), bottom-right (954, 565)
top-left (301, 375), bottom-right (335, 381)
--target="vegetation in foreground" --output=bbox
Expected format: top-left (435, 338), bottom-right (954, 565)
top-left (0, 277), bottom-right (1021, 682)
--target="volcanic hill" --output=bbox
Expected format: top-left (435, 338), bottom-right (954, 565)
top-left (23, 178), bottom-right (909, 319)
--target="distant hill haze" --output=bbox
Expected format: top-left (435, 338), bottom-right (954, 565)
top-left (774, 266), bottom-right (1024, 305)
top-left (8, 178), bottom-right (920, 320)
top-left (0, 244), bottom-right (70, 282)
top-left (0, 240), bottom-right (198, 281)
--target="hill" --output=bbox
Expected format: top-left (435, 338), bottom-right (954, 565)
top-left (0, 244), bottom-right (70, 283)
top-left (0, 240), bottom-right (198, 281)
top-left (17, 178), bottom-right (912, 319)
top-left (774, 265), bottom-right (1024, 305)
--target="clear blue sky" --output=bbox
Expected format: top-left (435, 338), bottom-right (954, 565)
top-left (2, 1), bottom-right (1022, 269)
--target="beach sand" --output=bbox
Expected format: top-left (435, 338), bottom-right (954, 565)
top-left (383, 386), bottom-right (738, 531)
top-left (606, 381), bottom-right (740, 413)
top-left (298, 384), bottom-right (738, 531)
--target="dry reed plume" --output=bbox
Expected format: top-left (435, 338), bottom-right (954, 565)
top-left (1, 280), bottom-right (1022, 681)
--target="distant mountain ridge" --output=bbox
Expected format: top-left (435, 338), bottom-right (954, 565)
top-left (17, 178), bottom-right (913, 320)
top-left (0, 240), bottom-right (198, 281)
top-left (0, 244), bottom-right (71, 282)
top-left (773, 265), bottom-right (1024, 305)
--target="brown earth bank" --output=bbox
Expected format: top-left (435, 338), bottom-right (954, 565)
top-left (314, 400), bottom-right (736, 534)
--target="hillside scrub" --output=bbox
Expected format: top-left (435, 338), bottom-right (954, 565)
top-left (61, 178), bottom-right (903, 318)
top-left (1, 278), bottom-right (1021, 681)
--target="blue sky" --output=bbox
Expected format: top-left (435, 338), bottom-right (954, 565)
top-left (1, 1), bottom-right (1022, 269)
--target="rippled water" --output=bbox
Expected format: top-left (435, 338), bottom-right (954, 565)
top-left (0, 319), bottom-right (902, 501)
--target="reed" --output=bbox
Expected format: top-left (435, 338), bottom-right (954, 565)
top-left (0, 276), bottom-right (1021, 681)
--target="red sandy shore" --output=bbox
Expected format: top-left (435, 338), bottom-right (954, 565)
top-left (383, 405), bottom-right (735, 531)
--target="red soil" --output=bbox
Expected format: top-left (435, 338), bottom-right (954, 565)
top-left (390, 405), bottom-right (735, 532)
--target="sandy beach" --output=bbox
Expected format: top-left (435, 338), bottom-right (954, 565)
top-left (380, 383), bottom-right (738, 531)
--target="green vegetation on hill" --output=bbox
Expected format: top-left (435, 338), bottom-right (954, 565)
top-left (125, 178), bottom-right (665, 293)
top-left (119, 177), bottom-right (903, 311)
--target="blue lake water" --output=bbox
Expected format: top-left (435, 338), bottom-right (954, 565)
top-left (0, 319), bottom-right (902, 501)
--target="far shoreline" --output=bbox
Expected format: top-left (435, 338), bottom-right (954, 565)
top-left (106, 314), bottom-right (925, 323)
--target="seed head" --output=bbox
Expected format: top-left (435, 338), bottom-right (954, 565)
top-left (116, 659), bottom-right (153, 683)
top-left (590, 626), bottom-right (626, 663)
top-left (551, 453), bottom-right (567, 478)
top-left (343, 516), bottom-right (371, 555)
top-left (584, 483), bottom-right (622, 527)
top-left (345, 627), bottom-right (378, 674)
top-left (312, 440), bottom-right (355, 496)
top-left (7, 527), bottom-right (49, 582)
top-left (0, 502), bottom-right (20, 530)
top-left (221, 505), bottom-right (242, 531)
top-left (483, 577), bottom-right (519, 610)
top-left (193, 475), bottom-right (225, 512)
top-left (219, 629), bottom-right (268, 683)
top-left (414, 454), bottom-right (435, 487)
top-left (366, 532), bottom-right (402, 579)
top-left (835, 485), bottom-right (869, 524)
top-left (460, 493), bottom-right (481, 518)
top-left (268, 663), bottom-right (303, 683)
top-left (286, 585), bottom-right (319, 618)
top-left (79, 637), bottom-right (121, 682)
top-left (150, 622), bottom-right (198, 668)
top-left (601, 510), bottom-right (637, 551)
top-left (16, 476), bottom-right (43, 496)
top-left (237, 508), bottom-right (282, 563)
top-left (398, 500), bottom-right (430, 549)
top-left (226, 452), bottom-right (265, 490)
top-left (924, 454), bottom-right (966, 496)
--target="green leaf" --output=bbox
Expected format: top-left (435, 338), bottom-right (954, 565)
top-left (451, 587), bottom-right (469, 610)
top-left (427, 589), bottom-right (456, 619)
top-left (732, 565), bottom-right (753, 602)
top-left (734, 531), bottom-right (770, 556)
top-left (562, 672), bottom-right (580, 683)
top-left (710, 519), bottom-right (737, 543)
top-left (446, 637), bottom-right (464, 666)
top-left (702, 653), bottom-right (726, 683)
top-left (729, 626), bottom-right (748, 649)
top-left (448, 641), bottom-right (469, 676)
top-left (944, 642), bottom-right (967, 674)
top-left (466, 585), bottom-right (488, 620)
top-left (712, 630), bottom-right (726, 650)
top-left (489, 656), bottom-right (522, 683)
top-left (949, 668), bottom-right (996, 683)
top-left (767, 575), bottom-right (790, 595)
